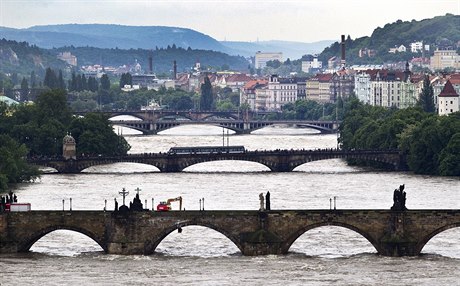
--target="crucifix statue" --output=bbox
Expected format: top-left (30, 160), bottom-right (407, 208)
top-left (119, 188), bottom-right (129, 206)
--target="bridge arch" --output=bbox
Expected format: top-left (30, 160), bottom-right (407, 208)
top-left (182, 159), bottom-right (271, 172)
top-left (18, 225), bottom-right (107, 253)
top-left (146, 221), bottom-right (244, 255)
top-left (416, 223), bottom-right (460, 255)
top-left (282, 222), bottom-right (380, 254)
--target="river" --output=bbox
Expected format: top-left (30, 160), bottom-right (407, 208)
top-left (1, 124), bottom-right (459, 285)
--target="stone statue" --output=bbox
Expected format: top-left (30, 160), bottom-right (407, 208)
top-left (391, 184), bottom-right (407, 211)
top-left (259, 193), bottom-right (265, 211)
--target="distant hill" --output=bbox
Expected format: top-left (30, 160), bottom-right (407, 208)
top-left (0, 24), bottom-right (230, 52)
top-left (219, 40), bottom-right (334, 59)
top-left (319, 14), bottom-right (460, 64)
top-left (0, 24), bottom-right (332, 60)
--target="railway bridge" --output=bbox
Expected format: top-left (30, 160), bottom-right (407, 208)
top-left (1, 209), bottom-right (458, 256)
top-left (27, 149), bottom-right (406, 173)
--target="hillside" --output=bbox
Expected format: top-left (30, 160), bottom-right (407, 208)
top-left (0, 38), bottom-right (250, 78)
top-left (53, 45), bottom-right (250, 73)
top-left (0, 24), bottom-right (332, 59)
top-left (0, 24), bottom-right (230, 52)
top-left (0, 39), bottom-right (67, 78)
top-left (220, 40), bottom-right (334, 60)
top-left (319, 14), bottom-right (460, 64)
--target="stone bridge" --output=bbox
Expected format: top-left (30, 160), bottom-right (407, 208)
top-left (1, 209), bottom-right (458, 256)
top-left (75, 110), bottom-right (339, 134)
top-left (112, 119), bottom-right (338, 134)
top-left (28, 149), bottom-right (406, 173)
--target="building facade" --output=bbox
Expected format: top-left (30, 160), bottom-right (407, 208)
top-left (255, 52), bottom-right (283, 69)
top-left (430, 49), bottom-right (460, 71)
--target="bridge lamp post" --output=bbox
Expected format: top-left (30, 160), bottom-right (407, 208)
top-left (104, 199), bottom-right (107, 211)
top-left (333, 196), bottom-right (337, 210)
top-left (152, 198), bottom-right (154, 211)
top-left (62, 199), bottom-right (65, 211)
top-left (199, 199), bottom-right (202, 211)
top-left (330, 198), bottom-right (332, 210)
top-left (70, 198), bottom-right (72, 211)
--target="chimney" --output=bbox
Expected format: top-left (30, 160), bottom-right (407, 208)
top-left (173, 60), bottom-right (177, 80)
top-left (340, 35), bottom-right (346, 68)
top-left (149, 54), bottom-right (153, 74)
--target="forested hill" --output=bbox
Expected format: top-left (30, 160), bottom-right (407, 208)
top-left (0, 24), bottom-right (230, 53)
top-left (53, 45), bottom-right (250, 73)
top-left (0, 38), bottom-right (250, 77)
top-left (0, 39), bottom-right (66, 77)
top-left (319, 14), bottom-right (460, 64)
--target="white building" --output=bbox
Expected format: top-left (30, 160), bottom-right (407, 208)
top-left (255, 52), bottom-right (283, 69)
top-left (438, 80), bottom-right (459, 115)
top-left (301, 55), bottom-right (322, 73)
top-left (354, 73), bottom-right (371, 104)
top-left (57, 52), bottom-right (77, 66)
top-left (267, 75), bottom-right (298, 111)
top-left (410, 41), bottom-right (423, 53)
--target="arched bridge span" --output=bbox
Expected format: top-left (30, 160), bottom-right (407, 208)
top-left (1, 210), bottom-right (458, 256)
top-left (27, 149), bottom-right (406, 173)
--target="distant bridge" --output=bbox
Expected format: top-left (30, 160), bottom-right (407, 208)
top-left (75, 110), bottom-right (340, 134)
top-left (27, 149), bottom-right (406, 173)
top-left (1, 209), bottom-right (458, 256)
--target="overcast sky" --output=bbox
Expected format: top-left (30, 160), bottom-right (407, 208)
top-left (0, 0), bottom-right (458, 42)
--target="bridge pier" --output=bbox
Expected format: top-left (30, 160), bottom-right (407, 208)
top-left (377, 211), bottom-right (419, 256)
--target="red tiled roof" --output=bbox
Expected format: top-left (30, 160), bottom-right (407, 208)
top-left (227, 74), bottom-right (253, 83)
top-left (448, 74), bottom-right (460, 85)
top-left (439, 80), bottom-right (459, 97)
top-left (317, 73), bottom-right (333, 82)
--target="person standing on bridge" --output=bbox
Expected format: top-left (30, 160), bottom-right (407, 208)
top-left (266, 191), bottom-right (271, 211)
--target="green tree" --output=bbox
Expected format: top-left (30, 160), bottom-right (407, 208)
top-left (438, 132), bottom-right (460, 176)
top-left (69, 113), bottom-right (131, 156)
top-left (20, 77), bottom-right (29, 101)
top-left (0, 134), bottom-right (40, 191)
top-left (418, 75), bottom-right (435, 113)
top-left (43, 68), bottom-right (58, 89)
top-left (58, 70), bottom-right (66, 90)
top-left (30, 71), bottom-right (36, 88)
top-left (100, 74), bottom-right (111, 91)
top-left (200, 76), bottom-right (213, 110)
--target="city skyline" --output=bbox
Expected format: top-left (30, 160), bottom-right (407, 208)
top-left (0, 0), bottom-right (459, 43)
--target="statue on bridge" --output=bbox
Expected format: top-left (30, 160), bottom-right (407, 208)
top-left (391, 184), bottom-right (407, 211)
top-left (259, 193), bottom-right (265, 211)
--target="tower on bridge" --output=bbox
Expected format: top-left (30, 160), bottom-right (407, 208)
top-left (62, 133), bottom-right (76, 160)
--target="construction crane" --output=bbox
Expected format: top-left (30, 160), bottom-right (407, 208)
top-left (156, 196), bottom-right (182, 211)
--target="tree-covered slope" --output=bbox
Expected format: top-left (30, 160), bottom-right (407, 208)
top-left (319, 14), bottom-right (460, 64)
top-left (0, 39), bottom-right (67, 78)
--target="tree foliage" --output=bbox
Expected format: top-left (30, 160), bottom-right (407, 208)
top-left (0, 134), bottom-right (40, 191)
top-left (200, 76), bottom-right (213, 110)
top-left (0, 89), bottom-right (132, 189)
top-left (339, 100), bottom-right (460, 175)
top-left (418, 75), bottom-right (435, 113)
